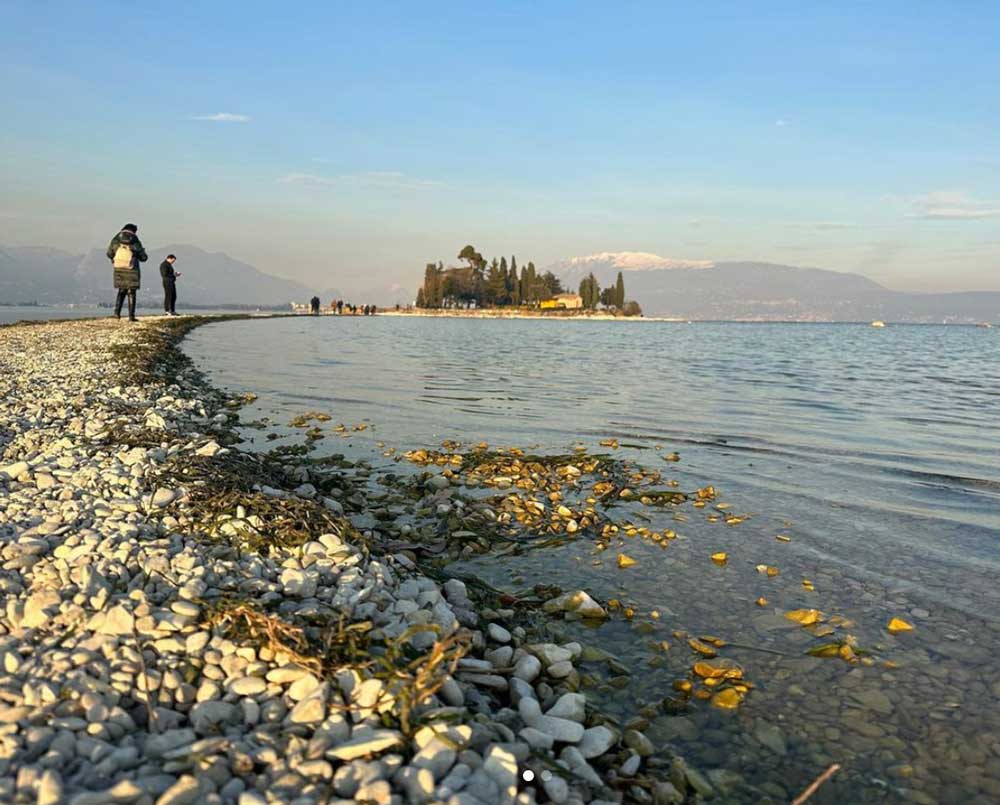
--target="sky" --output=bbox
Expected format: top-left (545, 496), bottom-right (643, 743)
top-left (1, 1), bottom-right (998, 295)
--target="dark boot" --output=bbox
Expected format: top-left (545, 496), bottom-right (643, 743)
top-left (114, 290), bottom-right (125, 319)
top-left (128, 290), bottom-right (137, 322)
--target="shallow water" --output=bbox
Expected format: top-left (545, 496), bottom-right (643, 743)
top-left (186, 316), bottom-right (1000, 803)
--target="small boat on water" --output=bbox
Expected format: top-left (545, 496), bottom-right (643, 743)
top-left (978, 322), bottom-right (992, 328)
top-left (871, 320), bottom-right (886, 328)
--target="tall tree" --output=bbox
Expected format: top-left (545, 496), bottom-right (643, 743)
top-left (509, 264), bottom-right (520, 305)
top-left (578, 273), bottom-right (600, 309)
top-left (498, 257), bottom-right (509, 305)
top-left (486, 258), bottom-right (505, 306)
top-left (422, 262), bottom-right (444, 308)
top-left (415, 287), bottom-right (426, 308)
top-left (458, 244), bottom-right (483, 269)
top-left (599, 287), bottom-right (615, 308)
top-left (540, 269), bottom-right (563, 298)
top-left (615, 271), bottom-right (626, 308)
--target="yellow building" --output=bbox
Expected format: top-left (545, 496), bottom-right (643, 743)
top-left (541, 293), bottom-right (584, 310)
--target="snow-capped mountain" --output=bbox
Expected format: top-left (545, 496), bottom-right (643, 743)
top-left (546, 252), bottom-right (1000, 322)
top-left (550, 251), bottom-right (714, 285)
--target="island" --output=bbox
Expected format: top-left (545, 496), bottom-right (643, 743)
top-left (412, 245), bottom-right (643, 317)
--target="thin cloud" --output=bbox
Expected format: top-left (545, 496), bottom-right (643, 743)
top-left (909, 191), bottom-right (1000, 220)
top-left (775, 119), bottom-right (790, 127)
top-left (191, 113), bottom-right (251, 123)
top-left (278, 173), bottom-right (337, 187)
top-left (278, 171), bottom-right (442, 189)
top-left (784, 221), bottom-right (858, 231)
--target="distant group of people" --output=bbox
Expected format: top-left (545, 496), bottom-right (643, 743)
top-left (106, 223), bottom-right (181, 320)
top-left (321, 299), bottom-right (376, 316)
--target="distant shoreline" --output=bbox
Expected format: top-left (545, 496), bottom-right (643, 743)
top-left (379, 308), bottom-right (664, 322)
top-left (375, 309), bottom-right (996, 326)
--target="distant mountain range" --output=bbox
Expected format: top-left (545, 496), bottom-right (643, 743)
top-left (548, 252), bottom-right (999, 323)
top-left (0, 244), bottom-right (319, 307)
top-left (2, 244), bottom-right (996, 322)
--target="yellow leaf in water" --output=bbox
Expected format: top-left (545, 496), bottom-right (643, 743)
top-left (711, 552), bottom-right (728, 566)
top-left (704, 677), bottom-right (722, 687)
top-left (756, 596), bottom-right (769, 607)
top-left (802, 579), bottom-right (815, 591)
top-left (776, 534), bottom-right (791, 542)
top-left (617, 553), bottom-right (636, 569)
top-left (650, 610), bottom-right (661, 619)
top-left (688, 638), bottom-right (718, 657)
top-left (693, 661), bottom-right (726, 678)
top-left (693, 501), bottom-right (706, 509)
top-left (673, 679), bottom-right (692, 693)
top-left (711, 688), bottom-right (742, 709)
top-left (806, 643), bottom-right (841, 658)
top-left (785, 609), bottom-right (823, 626)
top-left (838, 644), bottom-right (857, 663)
top-left (716, 503), bottom-right (731, 511)
top-left (767, 566), bottom-right (780, 577)
top-left (623, 607), bottom-right (636, 619)
top-left (887, 617), bottom-right (914, 634)
top-left (694, 688), bottom-right (712, 701)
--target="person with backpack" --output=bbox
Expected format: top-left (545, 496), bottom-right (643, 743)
top-left (160, 254), bottom-right (181, 315)
top-left (106, 223), bottom-right (148, 321)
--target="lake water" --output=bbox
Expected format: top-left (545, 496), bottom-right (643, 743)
top-left (185, 316), bottom-right (1000, 803)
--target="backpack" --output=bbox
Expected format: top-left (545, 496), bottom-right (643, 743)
top-left (113, 243), bottom-right (134, 269)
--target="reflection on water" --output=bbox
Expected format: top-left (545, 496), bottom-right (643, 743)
top-left (186, 316), bottom-right (1000, 803)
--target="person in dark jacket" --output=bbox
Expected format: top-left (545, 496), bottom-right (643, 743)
top-left (160, 254), bottom-right (181, 315)
top-left (310, 296), bottom-right (321, 315)
top-left (106, 223), bottom-right (148, 321)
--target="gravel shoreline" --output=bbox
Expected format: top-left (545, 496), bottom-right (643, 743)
top-left (0, 316), bottom-right (709, 805)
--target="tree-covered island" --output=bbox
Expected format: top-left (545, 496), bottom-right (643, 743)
top-left (414, 245), bottom-right (642, 315)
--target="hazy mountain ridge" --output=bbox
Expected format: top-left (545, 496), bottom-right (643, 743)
top-left (549, 253), bottom-right (999, 323)
top-left (3, 244), bottom-right (997, 321)
top-left (0, 244), bottom-right (315, 306)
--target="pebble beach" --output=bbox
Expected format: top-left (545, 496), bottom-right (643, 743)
top-left (0, 317), bottom-right (710, 805)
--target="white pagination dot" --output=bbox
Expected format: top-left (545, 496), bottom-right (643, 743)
top-left (521, 770), bottom-right (535, 782)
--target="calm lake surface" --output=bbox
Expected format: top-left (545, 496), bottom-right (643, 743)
top-left (186, 316), bottom-right (1000, 804)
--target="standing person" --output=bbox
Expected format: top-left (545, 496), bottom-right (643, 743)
top-left (310, 295), bottom-right (320, 315)
top-left (106, 223), bottom-right (148, 321)
top-left (336, 300), bottom-right (343, 315)
top-left (160, 254), bottom-right (181, 315)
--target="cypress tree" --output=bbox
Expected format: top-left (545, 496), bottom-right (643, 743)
top-left (498, 260), bottom-right (509, 306)
top-left (615, 271), bottom-right (625, 308)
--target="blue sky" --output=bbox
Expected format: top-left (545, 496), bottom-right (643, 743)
top-left (1, 1), bottom-right (998, 294)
